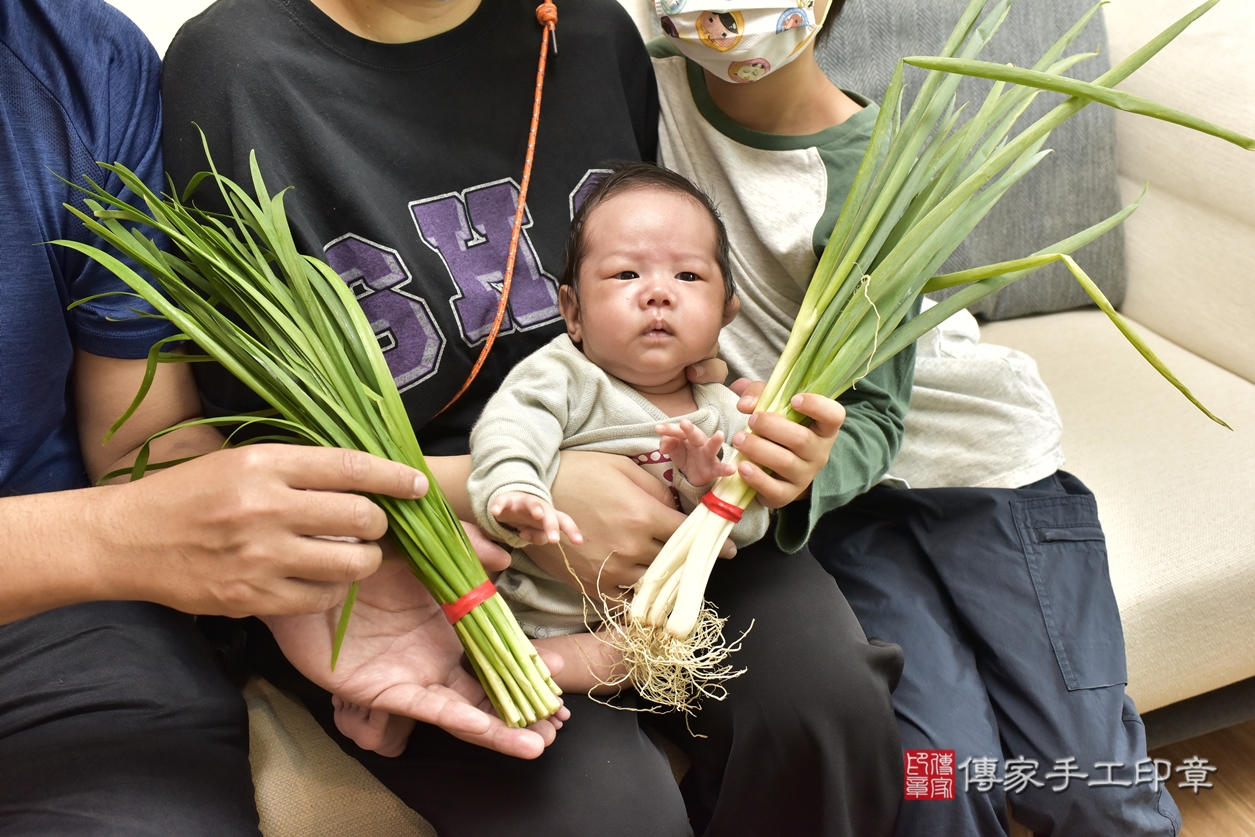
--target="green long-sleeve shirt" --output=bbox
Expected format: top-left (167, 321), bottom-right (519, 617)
top-left (650, 41), bottom-right (915, 552)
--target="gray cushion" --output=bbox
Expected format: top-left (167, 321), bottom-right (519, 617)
top-left (816, 0), bottom-right (1126, 320)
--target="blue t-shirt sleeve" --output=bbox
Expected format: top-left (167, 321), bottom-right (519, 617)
top-left (57, 3), bottom-right (175, 359)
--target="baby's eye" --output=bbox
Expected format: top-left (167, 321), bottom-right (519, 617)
top-left (676, 272), bottom-right (700, 282)
top-left (614, 271), bottom-right (639, 280)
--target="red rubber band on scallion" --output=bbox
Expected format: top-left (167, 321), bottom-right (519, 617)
top-left (441, 579), bottom-right (498, 625)
top-left (701, 491), bottom-right (744, 523)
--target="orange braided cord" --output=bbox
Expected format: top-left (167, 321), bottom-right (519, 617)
top-left (439, 1), bottom-right (557, 415)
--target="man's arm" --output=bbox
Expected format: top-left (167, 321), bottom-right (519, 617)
top-left (0, 351), bottom-right (427, 625)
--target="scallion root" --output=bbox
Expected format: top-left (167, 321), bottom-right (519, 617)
top-left (558, 547), bottom-right (751, 720)
top-left (616, 602), bottom-right (750, 715)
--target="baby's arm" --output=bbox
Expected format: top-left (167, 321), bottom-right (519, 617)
top-left (532, 632), bottom-right (627, 695)
top-left (655, 419), bottom-right (737, 487)
top-left (468, 347), bottom-right (576, 548)
top-left (332, 694), bottom-right (417, 758)
top-left (491, 490), bottom-right (583, 546)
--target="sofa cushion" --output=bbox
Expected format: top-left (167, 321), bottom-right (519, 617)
top-left (244, 678), bottom-right (435, 837)
top-left (981, 310), bottom-right (1255, 712)
top-left (813, 0), bottom-right (1126, 320)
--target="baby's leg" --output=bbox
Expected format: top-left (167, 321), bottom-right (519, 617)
top-left (532, 632), bottom-right (626, 695)
top-left (332, 695), bottom-right (415, 758)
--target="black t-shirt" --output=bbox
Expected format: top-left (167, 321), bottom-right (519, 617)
top-left (162, 0), bottom-right (658, 455)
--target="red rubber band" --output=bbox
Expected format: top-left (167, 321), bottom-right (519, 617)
top-left (441, 579), bottom-right (498, 625)
top-left (701, 491), bottom-right (744, 523)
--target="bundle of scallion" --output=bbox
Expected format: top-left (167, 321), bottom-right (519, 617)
top-left (56, 144), bottom-right (562, 728)
top-left (625, 0), bottom-right (1251, 704)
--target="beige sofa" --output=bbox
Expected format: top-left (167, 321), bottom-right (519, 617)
top-left (114, 0), bottom-right (1255, 833)
top-left (981, 0), bottom-right (1255, 722)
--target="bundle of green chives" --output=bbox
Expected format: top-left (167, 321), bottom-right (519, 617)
top-left (57, 141), bottom-right (561, 728)
top-left (627, 0), bottom-right (1250, 702)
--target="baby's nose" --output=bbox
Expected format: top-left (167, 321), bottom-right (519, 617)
top-left (645, 287), bottom-right (675, 307)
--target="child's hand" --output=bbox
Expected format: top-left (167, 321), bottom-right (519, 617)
top-left (491, 491), bottom-right (584, 546)
top-left (727, 379), bottom-right (846, 508)
top-left (332, 695), bottom-right (417, 758)
top-left (656, 420), bottom-right (737, 487)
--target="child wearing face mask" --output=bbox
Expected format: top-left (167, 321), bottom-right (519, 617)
top-left (649, 1), bottom-right (1181, 835)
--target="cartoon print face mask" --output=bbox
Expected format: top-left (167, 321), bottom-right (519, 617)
top-left (657, 0), bottom-right (825, 84)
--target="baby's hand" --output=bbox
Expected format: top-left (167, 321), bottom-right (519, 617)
top-left (331, 695), bottom-right (417, 758)
top-left (491, 491), bottom-right (584, 546)
top-left (656, 420), bottom-right (737, 487)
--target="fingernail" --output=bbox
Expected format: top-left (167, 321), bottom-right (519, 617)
top-left (747, 413), bottom-right (757, 429)
top-left (414, 475), bottom-right (428, 497)
top-left (732, 432), bottom-right (745, 447)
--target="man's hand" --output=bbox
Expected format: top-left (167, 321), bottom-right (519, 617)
top-left (2, 352), bottom-right (434, 625)
top-left (728, 379), bottom-right (845, 508)
top-left (267, 549), bottom-right (569, 761)
top-left (93, 445), bottom-right (428, 617)
top-left (526, 451), bottom-right (735, 599)
top-left (686, 354), bottom-right (729, 385)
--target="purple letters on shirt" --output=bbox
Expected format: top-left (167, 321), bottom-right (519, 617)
top-left (568, 168), bottom-right (611, 219)
top-left (323, 173), bottom-right (603, 393)
top-left (410, 179), bottom-right (560, 346)
top-left (324, 233), bottom-right (445, 392)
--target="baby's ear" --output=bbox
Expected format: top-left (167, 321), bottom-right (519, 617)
top-left (721, 293), bottom-right (741, 327)
top-left (559, 285), bottom-right (583, 343)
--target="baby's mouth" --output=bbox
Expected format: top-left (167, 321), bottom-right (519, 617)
top-left (644, 320), bottom-right (674, 338)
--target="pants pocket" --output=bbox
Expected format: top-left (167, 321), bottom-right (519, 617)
top-left (1011, 492), bottom-right (1128, 691)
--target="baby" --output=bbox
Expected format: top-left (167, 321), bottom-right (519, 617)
top-left (333, 162), bottom-right (769, 754)
top-left (468, 161), bottom-right (769, 649)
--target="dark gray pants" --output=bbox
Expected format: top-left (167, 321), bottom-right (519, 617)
top-left (253, 537), bottom-right (906, 837)
top-left (812, 472), bottom-right (1181, 837)
top-left (0, 602), bottom-right (260, 837)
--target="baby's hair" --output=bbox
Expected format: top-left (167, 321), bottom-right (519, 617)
top-left (561, 161), bottom-right (735, 302)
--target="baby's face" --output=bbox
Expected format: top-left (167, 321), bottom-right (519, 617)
top-left (561, 188), bottom-right (733, 390)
